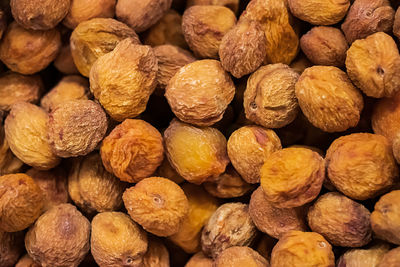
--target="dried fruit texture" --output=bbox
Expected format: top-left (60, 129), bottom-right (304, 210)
top-left (290, 53), bottom-right (313, 74)
top-left (15, 254), bottom-right (41, 267)
top-left (0, 231), bottom-right (24, 267)
top-left (271, 231), bottom-right (335, 267)
top-left (68, 153), bottom-right (127, 214)
top-left (379, 247), bottom-right (400, 267)
top-left (372, 90), bottom-right (400, 145)
top-left (0, 72), bottom-right (43, 111)
top-left (227, 126), bottom-right (282, 184)
top-left (326, 133), bottom-right (398, 200)
top-left (153, 44), bottom-right (195, 92)
top-left (186, 253), bottom-right (212, 267)
top-left (244, 64), bottom-right (299, 129)
top-left (63, 0), bottom-right (116, 29)
top-left (336, 243), bottom-right (391, 267)
top-left (0, 124), bottom-right (24, 175)
top-left (203, 165), bottom-right (254, 198)
top-left (157, 158), bottom-right (185, 184)
top-left (214, 246), bottom-right (269, 267)
top-left (143, 10), bottom-right (188, 49)
top-left (25, 204), bottom-right (90, 267)
top-left (70, 18), bottom-right (140, 77)
top-left (116, 0), bottom-right (172, 32)
top-left (91, 212), bottom-right (148, 267)
top-left (143, 238), bottom-right (170, 267)
top-left (288, 0), bottom-right (350, 25)
top-left (219, 18), bottom-right (267, 78)
top-left (0, 173), bottom-right (43, 232)
top-left (300, 26), bottom-right (348, 67)
top-left (90, 39), bottom-right (157, 121)
top-left (41, 75), bottom-right (88, 112)
top-left (54, 44), bottom-right (79, 75)
top-left (371, 190), bottom-right (400, 245)
top-left (10, 0), bottom-right (70, 30)
top-left (26, 168), bottom-right (69, 212)
top-left (241, 0), bottom-right (299, 64)
top-left (5, 102), bottom-right (60, 170)
top-left (393, 135), bottom-right (400, 164)
top-left (295, 66), bottom-right (364, 132)
top-left (186, 0), bottom-right (238, 13)
top-left (260, 147), bottom-right (325, 208)
top-left (165, 60), bottom-right (235, 126)
top-left (164, 120), bottom-right (229, 184)
top-left (169, 184), bottom-right (219, 253)
top-left (123, 177), bottom-right (189, 237)
top-left (394, 7), bottom-right (400, 40)
top-left (101, 119), bottom-right (164, 183)
top-left (342, 0), bottom-right (395, 44)
top-left (249, 187), bottom-right (307, 239)
top-left (48, 100), bottom-right (107, 157)
top-left (307, 192), bottom-right (372, 247)
top-left (201, 203), bottom-right (257, 259)
top-left (0, 22), bottom-right (61, 75)
top-left (346, 32), bottom-right (400, 98)
top-left (182, 6), bottom-right (236, 59)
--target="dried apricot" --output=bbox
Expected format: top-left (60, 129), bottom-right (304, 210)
top-left (379, 247), bottom-right (400, 267)
top-left (143, 238), bottom-right (170, 267)
top-left (185, 252), bottom-right (213, 267)
top-left (337, 242), bottom-right (390, 267)
top-left (214, 246), bottom-right (269, 267)
top-left (0, 230), bottom-right (24, 267)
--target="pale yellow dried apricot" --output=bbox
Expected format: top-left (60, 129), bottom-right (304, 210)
top-left (379, 247), bottom-right (400, 267)
top-left (337, 243), bottom-right (391, 267)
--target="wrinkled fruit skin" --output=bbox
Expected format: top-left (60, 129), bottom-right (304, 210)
top-left (371, 190), bottom-right (400, 245)
top-left (201, 202), bottom-right (257, 259)
top-left (244, 64), bottom-right (299, 129)
top-left (185, 252), bottom-right (213, 267)
top-left (379, 247), bottom-right (400, 267)
top-left (123, 177), bottom-right (189, 237)
top-left (25, 204), bottom-right (91, 267)
top-left (260, 147), bottom-right (325, 208)
top-left (295, 66), bottom-right (364, 132)
top-left (213, 246), bottom-right (269, 267)
top-left (101, 119), bottom-right (164, 183)
top-left (0, 230), bottom-right (24, 267)
top-left (346, 32), bottom-right (400, 98)
top-left (142, 238), bottom-right (170, 267)
top-left (336, 243), bottom-right (390, 267)
top-left (91, 212), bottom-right (148, 267)
top-left (326, 133), bottom-right (398, 200)
top-left (307, 192), bottom-right (372, 247)
top-left (270, 231), bottom-right (335, 267)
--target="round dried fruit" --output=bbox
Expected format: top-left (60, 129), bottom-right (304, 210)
top-left (372, 90), bottom-right (400, 145)
top-left (185, 252), bottom-right (212, 267)
top-left (346, 32), bottom-right (400, 98)
top-left (26, 167), bottom-right (69, 212)
top-left (143, 238), bottom-right (170, 267)
top-left (295, 66), bottom-right (364, 132)
top-left (342, 0), bottom-right (395, 44)
top-left (123, 177), bottom-right (189, 237)
top-left (164, 119), bottom-right (229, 184)
top-left (0, 72), bottom-right (43, 111)
top-left (68, 153), bottom-right (127, 214)
top-left (70, 18), bottom-right (140, 77)
top-left (116, 0), bottom-right (172, 33)
top-left (90, 39), bottom-right (157, 121)
top-left (48, 100), bottom-right (108, 158)
top-left (182, 6), bottom-right (236, 59)
top-left (271, 231), bottom-right (335, 267)
top-left (11, 0), bottom-right (70, 30)
top-left (326, 133), bottom-right (398, 200)
top-left (219, 18), bottom-right (266, 78)
top-left (0, 231), bottom-right (24, 267)
top-left (307, 192), bottom-right (372, 247)
top-left (227, 126), bottom-right (282, 184)
top-left (336, 243), bottom-right (391, 267)
top-left (249, 187), bottom-right (307, 239)
top-left (244, 64), bottom-right (299, 129)
top-left (40, 75), bottom-right (88, 112)
top-left (53, 44), bottom-right (79, 75)
top-left (0, 22), bottom-right (61, 75)
top-left (169, 184), bottom-right (219, 253)
top-left (165, 59), bottom-right (235, 127)
top-left (0, 124), bottom-right (23, 175)
top-left (15, 254), bottom-right (41, 267)
top-left (260, 147), bottom-right (325, 208)
top-left (214, 246), bottom-right (269, 267)
top-left (395, 7), bottom-right (400, 40)
top-left (288, 0), bottom-right (350, 25)
top-left (25, 204), bottom-right (90, 267)
top-left (101, 119), bottom-right (164, 183)
top-left (300, 26), bottom-right (348, 67)
top-left (379, 247), bottom-right (400, 267)
top-left (201, 202), bottom-right (257, 259)
top-left (156, 158), bottom-right (185, 184)
top-left (5, 102), bottom-right (60, 170)
top-left (186, 0), bottom-right (239, 14)
top-left (371, 190), bottom-right (400, 245)
top-left (63, 0), bottom-right (116, 29)
top-left (91, 212), bottom-right (148, 267)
